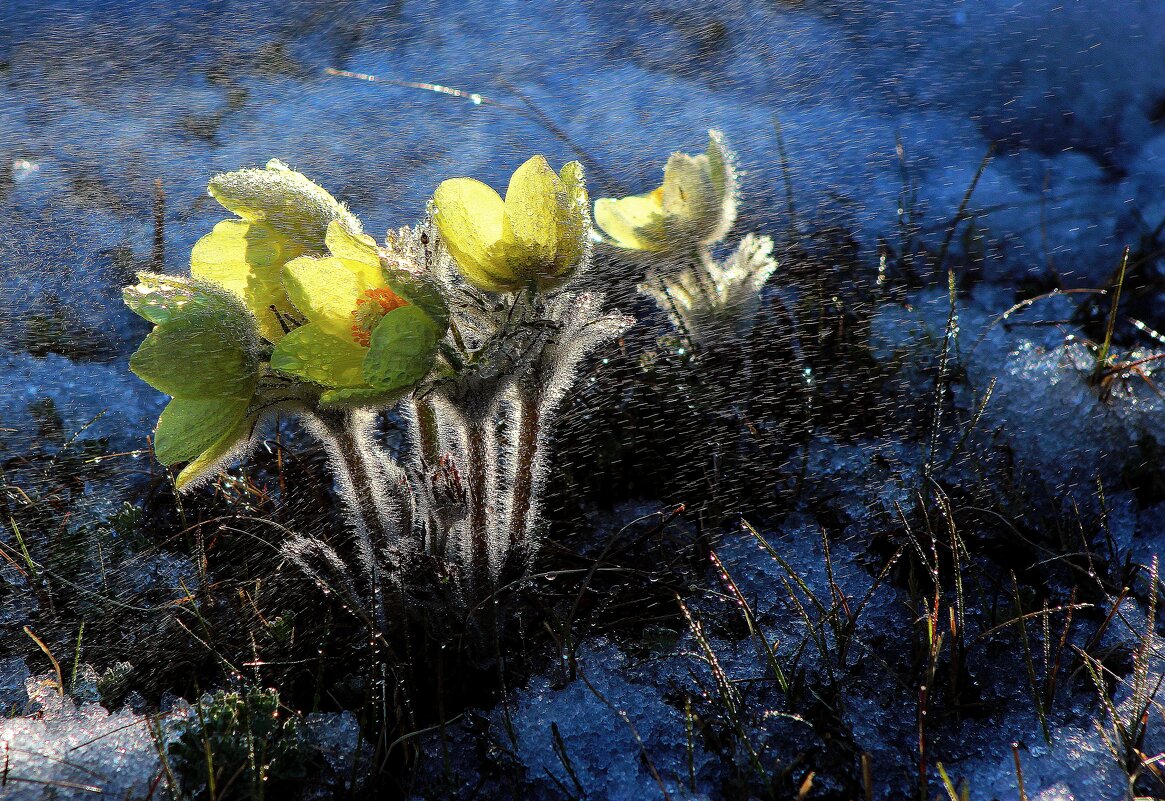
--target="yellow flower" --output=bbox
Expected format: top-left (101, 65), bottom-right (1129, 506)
top-left (124, 273), bottom-right (262, 489)
top-left (431, 156), bottom-right (589, 294)
top-left (270, 222), bottom-right (448, 406)
top-left (594, 130), bottom-right (737, 255)
top-left (190, 160), bottom-right (361, 343)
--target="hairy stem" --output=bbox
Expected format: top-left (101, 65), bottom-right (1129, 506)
top-left (508, 388), bottom-right (541, 551)
top-left (306, 408), bottom-right (400, 628)
top-left (466, 418), bottom-right (491, 588)
top-left (413, 397), bottom-right (440, 469)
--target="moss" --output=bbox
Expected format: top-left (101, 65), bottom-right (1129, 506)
top-left (169, 688), bottom-right (319, 801)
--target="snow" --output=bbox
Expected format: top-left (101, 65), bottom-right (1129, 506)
top-left (4, 1), bottom-right (1165, 798)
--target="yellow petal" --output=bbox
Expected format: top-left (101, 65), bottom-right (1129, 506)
top-left (705, 130), bottom-right (734, 204)
top-left (432, 177), bottom-right (515, 292)
top-left (661, 152), bottom-right (716, 227)
top-left (502, 155), bottom-right (558, 269)
top-left (550, 160), bottom-right (590, 282)
top-left (593, 190), bottom-right (667, 251)
top-left (174, 410), bottom-right (257, 491)
top-left (208, 159), bottom-right (362, 248)
top-left (190, 219), bottom-right (303, 342)
top-left (703, 130), bottom-right (737, 244)
top-left (325, 220), bottom-right (384, 290)
top-left (282, 255), bottom-right (363, 340)
top-left (270, 323), bottom-right (367, 388)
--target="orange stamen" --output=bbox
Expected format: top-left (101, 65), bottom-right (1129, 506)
top-left (351, 287), bottom-right (408, 346)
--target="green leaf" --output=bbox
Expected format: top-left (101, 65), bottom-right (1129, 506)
top-left (130, 316), bottom-right (257, 400)
top-left (154, 395), bottom-right (253, 465)
top-left (207, 160), bottom-right (361, 249)
top-left (362, 305), bottom-right (440, 391)
top-left (270, 324), bottom-right (366, 388)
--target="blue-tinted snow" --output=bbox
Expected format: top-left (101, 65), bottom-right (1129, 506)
top-left (4, 1), bottom-right (1165, 798)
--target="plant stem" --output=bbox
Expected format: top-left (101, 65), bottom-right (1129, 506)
top-left (508, 389), bottom-right (541, 551)
top-left (1094, 246), bottom-right (1130, 384)
top-left (465, 418), bottom-right (491, 588)
top-left (413, 397), bottom-right (440, 468)
top-left (307, 408), bottom-right (400, 627)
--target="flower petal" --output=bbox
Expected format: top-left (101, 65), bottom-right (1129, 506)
top-left (502, 155), bottom-right (558, 268)
top-left (381, 267), bottom-right (450, 334)
top-left (174, 409), bottom-right (258, 491)
top-left (705, 130), bottom-right (736, 206)
top-left (362, 305), bottom-right (440, 392)
top-left (703, 130), bottom-right (738, 244)
top-left (593, 190), bottom-right (667, 251)
top-left (130, 316), bottom-right (257, 400)
top-left (660, 152), bottom-right (717, 236)
top-left (270, 323), bottom-right (367, 388)
top-left (324, 220), bottom-right (384, 290)
top-left (124, 273), bottom-right (242, 327)
top-left (550, 160), bottom-right (590, 283)
top-left (282, 255), bottom-right (363, 340)
top-left (154, 395), bottom-right (253, 466)
top-left (190, 219), bottom-right (302, 342)
top-left (208, 159), bottom-right (361, 247)
top-left (432, 177), bottom-right (514, 292)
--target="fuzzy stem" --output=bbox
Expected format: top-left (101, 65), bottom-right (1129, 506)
top-left (413, 397), bottom-right (440, 468)
top-left (319, 410), bottom-right (391, 544)
top-left (508, 388), bottom-right (541, 551)
top-left (306, 408), bottom-right (398, 628)
top-left (466, 418), bottom-right (491, 588)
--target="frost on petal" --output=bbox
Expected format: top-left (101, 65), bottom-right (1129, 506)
top-left (207, 159), bottom-right (361, 248)
top-left (124, 272), bottom-right (242, 327)
top-left (550, 160), bottom-right (591, 282)
top-left (704, 129), bottom-right (738, 244)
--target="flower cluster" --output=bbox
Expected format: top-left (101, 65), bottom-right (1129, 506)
top-left (127, 130), bottom-right (774, 615)
top-left (126, 155), bottom-right (626, 608)
top-left (594, 130), bottom-right (777, 348)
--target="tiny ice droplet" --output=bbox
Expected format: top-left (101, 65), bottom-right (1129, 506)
top-left (12, 159), bottom-right (40, 182)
